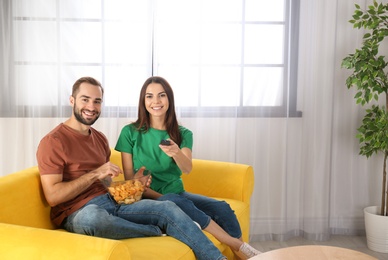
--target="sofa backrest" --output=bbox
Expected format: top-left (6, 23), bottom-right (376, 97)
top-left (0, 149), bottom-right (253, 230)
top-left (182, 159), bottom-right (254, 203)
top-left (110, 149), bottom-right (254, 203)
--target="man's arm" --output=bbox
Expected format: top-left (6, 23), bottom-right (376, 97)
top-left (40, 162), bottom-right (121, 207)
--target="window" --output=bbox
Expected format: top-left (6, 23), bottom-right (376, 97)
top-left (4, 0), bottom-right (301, 118)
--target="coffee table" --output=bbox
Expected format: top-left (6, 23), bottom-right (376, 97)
top-left (250, 245), bottom-right (377, 259)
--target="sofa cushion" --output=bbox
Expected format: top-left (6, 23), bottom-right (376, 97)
top-left (0, 223), bottom-right (130, 260)
top-left (0, 149), bottom-right (254, 260)
top-left (122, 236), bottom-right (195, 259)
top-left (0, 168), bottom-right (54, 229)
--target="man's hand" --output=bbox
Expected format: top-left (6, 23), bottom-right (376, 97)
top-left (93, 162), bottom-right (122, 180)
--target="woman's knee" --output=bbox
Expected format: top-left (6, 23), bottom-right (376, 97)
top-left (199, 200), bottom-right (234, 216)
top-left (216, 200), bottom-right (234, 212)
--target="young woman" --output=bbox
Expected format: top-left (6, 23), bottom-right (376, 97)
top-left (115, 76), bottom-right (261, 259)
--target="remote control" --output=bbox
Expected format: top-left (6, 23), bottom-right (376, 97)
top-left (160, 139), bottom-right (171, 145)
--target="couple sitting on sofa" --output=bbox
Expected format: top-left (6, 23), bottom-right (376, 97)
top-left (36, 76), bottom-right (260, 260)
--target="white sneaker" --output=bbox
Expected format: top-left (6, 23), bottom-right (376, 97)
top-left (193, 221), bottom-right (201, 229)
top-left (237, 242), bottom-right (261, 259)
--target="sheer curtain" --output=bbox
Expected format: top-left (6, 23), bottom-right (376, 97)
top-left (0, 0), bottom-right (383, 243)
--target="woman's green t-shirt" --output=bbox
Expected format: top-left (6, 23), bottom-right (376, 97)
top-left (115, 124), bottom-right (193, 194)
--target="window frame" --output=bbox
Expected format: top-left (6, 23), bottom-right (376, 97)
top-left (2, 0), bottom-right (302, 118)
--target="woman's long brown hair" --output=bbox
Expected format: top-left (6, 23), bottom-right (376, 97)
top-left (135, 76), bottom-right (182, 146)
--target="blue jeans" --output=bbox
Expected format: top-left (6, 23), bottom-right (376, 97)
top-left (63, 194), bottom-right (225, 260)
top-left (157, 192), bottom-right (242, 238)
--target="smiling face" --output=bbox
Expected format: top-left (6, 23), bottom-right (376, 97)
top-left (144, 82), bottom-right (169, 119)
top-left (70, 82), bottom-right (103, 126)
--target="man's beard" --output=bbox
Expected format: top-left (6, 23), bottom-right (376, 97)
top-left (73, 103), bottom-right (100, 126)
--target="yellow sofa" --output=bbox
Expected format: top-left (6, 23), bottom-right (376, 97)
top-left (0, 150), bottom-right (254, 260)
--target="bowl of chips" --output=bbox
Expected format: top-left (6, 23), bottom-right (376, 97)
top-left (105, 169), bottom-right (151, 204)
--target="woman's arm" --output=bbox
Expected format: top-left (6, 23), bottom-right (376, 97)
top-left (142, 188), bottom-right (163, 199)
top-left (120, 152), bottom-right (136, 180)
top-left (159, 140), bottom-right (193, 174)
top-left (120, 151), bottom-right (163, 199)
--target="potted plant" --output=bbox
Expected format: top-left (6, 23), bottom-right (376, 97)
top-left (341, 0), bottom-right (388, 253)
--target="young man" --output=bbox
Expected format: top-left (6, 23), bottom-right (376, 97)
top-left (36, 76), bottom-right (226, 260)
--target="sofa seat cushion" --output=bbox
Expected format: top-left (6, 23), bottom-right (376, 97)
top-left (119, 197), bottom-right (247, 259)
top-left (122, 236), bottom-right (195, 259)
top-left (120, 230), bottom-right (227, 260)
top-left (0, 223), bottom-right (130, 260)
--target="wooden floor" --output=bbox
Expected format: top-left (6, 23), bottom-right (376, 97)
top-left (249, 235), bottom-right (388, 260)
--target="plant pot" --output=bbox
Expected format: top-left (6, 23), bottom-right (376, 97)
top-left (364, 206), bottom-right (388, 253)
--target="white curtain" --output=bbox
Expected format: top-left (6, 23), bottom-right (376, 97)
top-left (0, 0), bottom-right (384, 243)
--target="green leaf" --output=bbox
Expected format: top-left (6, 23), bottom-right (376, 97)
top-left (343, 0), bottom-right (388, 170)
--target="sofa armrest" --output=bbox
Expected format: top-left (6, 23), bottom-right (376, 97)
top-left (0, 223), bottom-right (130, 260)
top-left (181, 159), bottom-right (254, 204)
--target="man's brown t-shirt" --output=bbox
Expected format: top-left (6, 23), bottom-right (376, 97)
top-left (36, 123), bottom-right (111, 227)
